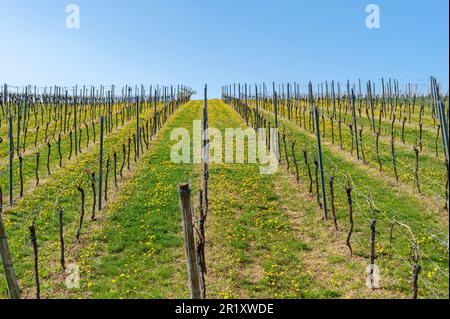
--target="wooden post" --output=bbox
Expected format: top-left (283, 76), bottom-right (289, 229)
top-left (199, 85), bottom-right (209, 299)
top-left (0, 186), bottom-right (21, 299)
top-left (179, 183), bottom-right (202, 299)
top-left (76, 185), bottom-right (85, 242)
top-left (136, 96), bottom-right (140, 159)
top-left (8, 116), bottom-right (13, 205)
top-left (57, 199), bottom-right (65, 271)
top-left (19, 156), bottom-right (23, 198)
top-left (74, 92), bottom-right (78, 156)
top-left (345, 182), bottom-right (354, 257)
top-left (98, 116), bottom-right (104, 211)
top-left (432, 77), bottom-right (449, 160)
top-left (17, 93), bottom-right (21, 156)
top-left (310, 82), bottom-right (328, 220)
top-left (64, 91), bottom-right (68, 133)
top-left (351, 89), bottom-right (360, 161)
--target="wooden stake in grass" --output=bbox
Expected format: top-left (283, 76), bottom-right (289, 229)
top-left (120, 143), bottom-right (125, 178)
top-left (35, 152), bottom-right (40, 186)
top-left (8, 116), bottom-right (13, 205)
top-left (104, 156), bottom-right (110, 203)
top-left (19, 155), bottom-right (24, 198)
top-left (0, 186), bottom-right (21, 299)
top-left (178, 183), bottom-right (202, 299)
top-left (338, 120), bottom-right (343, 150)
top-left (76, 185), bottom-right (85, 242)
top-left (401, 117), bottom-right (407, 144)
top-left (56, 198), bottom-right (65, 271)
top-left (58, 133), bottom-right (62, 167)
top-left (145, 121), bottom-right (149, 150)
top-left (68, 130), bottom-right (73, 160)
top-left (46, 142), bottom-right (51, 175)
top-left (291, 142), bottom-right (300, 182)
top-left (330, 117), bottom-right (334, 144)
top-left (196, 188), bottom-right (207, 299)
top-left (345, 181), bottom-right (354, 258)
top-left (29, 219), bottom-right (40, 299)
top-left (113, 151), bottom-right (118, 189)
top-left (127, 137), bottom-right (131, 170)
top-left (34, 126), bottom-right (39, 147)
top-left (413, 145), bottom-right (421, 193)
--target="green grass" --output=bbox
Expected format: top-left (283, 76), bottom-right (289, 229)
top-left (0, 101), bottom-right (177, 298)
top-left (53, 101), bottom-right (202, 298)
top-left (204, 100), bottom-right (342, 299)
top-left (1, 98), bottom-right (447, 299)
top-left (235, 100), bottom-right (449, 298)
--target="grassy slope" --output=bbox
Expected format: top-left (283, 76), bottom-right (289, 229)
top-left (245, 102), bottom-right (449, 298)
top-left (0, 103), bottom-right (155, 207)
top-left (0, 102), bottom-right (167, 298)
top-left (205, 100), bottom-right (411, 299)
top-left (58, 101), bottom-right (202, 298)
top-left (250, 101), bottom-right (448, 206)
top-left (1, 99), bottom-right (446, 299)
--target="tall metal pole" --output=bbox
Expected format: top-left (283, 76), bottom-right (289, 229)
top-left (433, 77), bottom-right (449, 160)
top-left (136, 95), bottom-right (140, 159)
top-left (8, 117), bottom-right (14, 205)
top-left (64, 90), bottom-right (68, 133)
top-left (310, 82), bottom-right (328, 220)
top-left (74, 88), bottom-right (78, 156)
top-left (351, 88), bottom-right (360, 161)
top-left (274, 91), bottom-right (278, 129)
top-left (98, 116), bottom-right (105, 211)
top-left (255, 85), bottom-right (259, 129)
top-left (17, 94), bottom-right (21, 156)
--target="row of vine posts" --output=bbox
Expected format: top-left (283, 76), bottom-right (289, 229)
top-left (219, 77), bottom-right (448, 299)
top-left (0, 84), bottom-right (194, 299)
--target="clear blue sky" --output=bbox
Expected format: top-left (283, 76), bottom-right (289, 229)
top-left (0, 0), bottom-right (448, 98)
